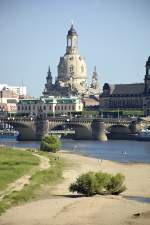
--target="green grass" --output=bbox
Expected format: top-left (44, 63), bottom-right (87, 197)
top-left (0, 147), bottom-right (40, 192)
top-left (0, 149), bottom-right (65, 215)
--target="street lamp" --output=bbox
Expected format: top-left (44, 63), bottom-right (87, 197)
top-left (118, 108), bottom-right (119, 119)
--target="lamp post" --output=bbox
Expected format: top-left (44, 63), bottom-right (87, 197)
top-left (118, 108), bottom-right (119, 119)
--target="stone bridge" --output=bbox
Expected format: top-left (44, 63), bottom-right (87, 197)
top-left (0, 117), bottom-right (149, 141)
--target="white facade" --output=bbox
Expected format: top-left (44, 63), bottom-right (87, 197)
top-left (17, 96), bottom-right (83, 116)
top-left (0, 84), bottom-right (27, 96)
top-left (57, 25), bottom-right (88, 95)
top-left (43, 25), bottom-right (100, 97)
top-left (0, 88), bottom-right (18, 114)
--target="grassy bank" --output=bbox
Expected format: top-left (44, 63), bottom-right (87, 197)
top-left (0, 147), bottom-right (40, 192)
top-left (0, 147), bottom-right (65, 215)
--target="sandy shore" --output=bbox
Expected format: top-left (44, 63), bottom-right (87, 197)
top-left (0, 150), bottom-right (150, 225)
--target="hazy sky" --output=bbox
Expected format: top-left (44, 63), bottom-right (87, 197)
top-left (0, 0), bottom-right (150, 96)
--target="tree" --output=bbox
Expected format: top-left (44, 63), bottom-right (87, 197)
top-left (69, 171), bottom-right (126, 196)
top-left (40, 135), bottom-right (61, 153)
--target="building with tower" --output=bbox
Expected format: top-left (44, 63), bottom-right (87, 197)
top-left (143, 56), bottom-right (150, 115)
top-left (43, 25), bottom-right (100, 97)
top-left (100, 56), bottom-right (150, 116)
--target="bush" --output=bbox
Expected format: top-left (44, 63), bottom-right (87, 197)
top-left (95, 172), bottom-right (112, 194)
top-left (69, 172), bottom-right (97, 196)
top-left (40, 135), bottom-right (61, 153)
top-left (69, 171), bottom-right (126, 196)
top-left (106, 173), bottom-right (126, 195)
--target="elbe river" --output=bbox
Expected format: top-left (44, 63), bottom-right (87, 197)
top-left (0, 137), bottom-right (150, 163)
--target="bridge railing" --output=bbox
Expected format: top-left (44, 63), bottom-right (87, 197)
top-left (0, 116), bottom-right (137, 124)
top-left (49, 130), bottom-right (75, 134)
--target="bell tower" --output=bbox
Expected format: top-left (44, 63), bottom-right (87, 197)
top-left (144, 56), bottom-right (150, 95)
top-left (66, 25), bottom-right (78, 55)
top-left (43, 66), bottom-right (53, 96)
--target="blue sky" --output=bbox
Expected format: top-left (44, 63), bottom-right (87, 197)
top-left (0, 0), bottom-right (150, 96)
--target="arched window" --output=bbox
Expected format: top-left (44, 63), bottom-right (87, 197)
top-left (68, 38), bottom-right (71, 47)
top-left (70, 65), bottom-right (74, 72)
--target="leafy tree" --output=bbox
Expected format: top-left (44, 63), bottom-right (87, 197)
top-left (69, 171), bottom-right (126, 196)
top-left (40, 135), bottom-right (61, 153)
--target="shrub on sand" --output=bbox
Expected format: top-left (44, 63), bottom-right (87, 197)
top-left (69, 171), bottom-right (126, 196)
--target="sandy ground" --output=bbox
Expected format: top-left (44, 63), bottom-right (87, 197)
top-left (0, 150), bottom-right (150, 225)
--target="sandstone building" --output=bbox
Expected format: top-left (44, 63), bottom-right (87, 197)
top-left (17, 96), bottom-right (83, 117)
top-left (43, 25), bottom-right (100, 97)
top-left (100, 56), bottom-right (150, 116)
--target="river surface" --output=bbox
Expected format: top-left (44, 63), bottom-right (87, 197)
top-left (0, 137), bottom-right (150, 163)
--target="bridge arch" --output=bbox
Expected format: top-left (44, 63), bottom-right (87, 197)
top-left (50, 122), bottom-right (92, 139)
top-left (0, 119), bottom-right (37, 140)
top-left (109, 124), bottom-right (131, 134)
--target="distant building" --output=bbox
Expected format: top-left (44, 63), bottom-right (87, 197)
top-left (82, 97), bottom-right (99, 110)
top-left (0, 88), bottom-right (18, 115)
top-left (0, 84), bottom-right (27, 97)
top-left (0, 84), bottom-right (27, 115)
top-left (17, 96), bottom-right (83, 117)
top-left (43, 25), bottom-right (100, 97)
top-left (100, 56), bottom-right (150, 116)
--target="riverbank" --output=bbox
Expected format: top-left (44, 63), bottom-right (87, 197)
top-left (0, 150), bottom-right (150, 225)
top-left (0, 147), bottom-right (65, 215)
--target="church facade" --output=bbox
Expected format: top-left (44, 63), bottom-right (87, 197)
top-left (100, 56), bottom-right (150, 116)
top-left (43, 25), bottom-right (100, 97)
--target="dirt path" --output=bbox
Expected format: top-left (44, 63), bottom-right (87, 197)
top-left (0, 151), bottom-right (150, 225)
top-left (0, 153), bottom-right (50, 200)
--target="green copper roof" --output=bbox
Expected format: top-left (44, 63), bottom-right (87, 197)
top-left (18, 99), bottom-right (40, 104)
top-left (18, 97), bottom-right (82, 105)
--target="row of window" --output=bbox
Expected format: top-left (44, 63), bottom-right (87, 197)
top-left (17, 104), bottom-right (82, 111)
top-left (69, 65), bottom-right (84, 73)
top-left (109, 99), bottom-right (143, 108)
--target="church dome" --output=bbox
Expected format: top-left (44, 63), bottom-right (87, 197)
top-left (68, 25), bottom-right (77, 36)
top-left (58, 54), bottom-right (87, 80)
top-left (57, 24), bottom-right (88, 95)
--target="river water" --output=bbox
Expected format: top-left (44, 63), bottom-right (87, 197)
top-left (0, 137), bottom-right (150, 163)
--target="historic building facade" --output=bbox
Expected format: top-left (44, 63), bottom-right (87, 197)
top-left (17, 96), bottom-right (83, 117)
top-left (43, 25), bottom-right (100, 97)
top-left (0, 88), bottom-right (19, 115)
top-left (100, 56), bottom-right (150, 116)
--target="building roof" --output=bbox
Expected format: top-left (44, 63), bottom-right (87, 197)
top-left (83, 97), bottom-right (99, 106)
top-left (146, 56), bottom-right (150, 67)
top-left (110, 83), bottom-right (144, 95)
top-left (68, 25), bottom-right (77, 36)
top-left (18, 96), bottom-right (82, 105)
top-left (18, 99), bottom-right (40, 104)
